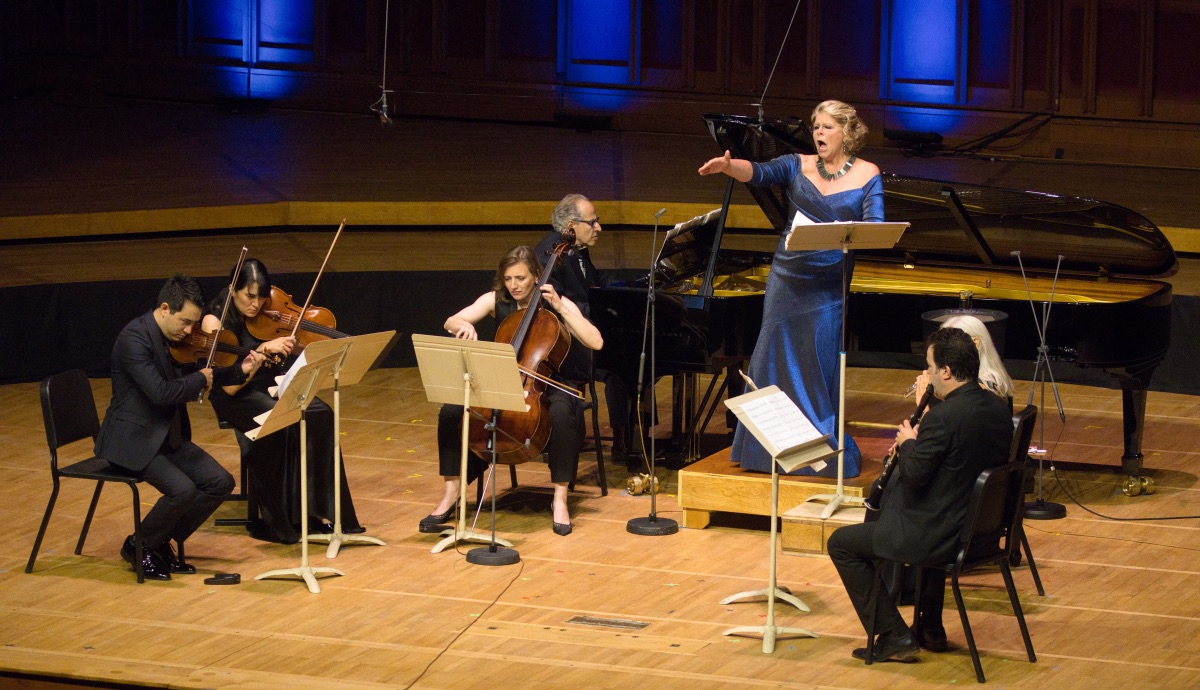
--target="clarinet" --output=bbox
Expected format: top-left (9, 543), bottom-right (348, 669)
top-left (864, 384), bottom-right (934, 511)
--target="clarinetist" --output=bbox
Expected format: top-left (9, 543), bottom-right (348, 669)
top-left (826, 328), bottom-right (1013, 663)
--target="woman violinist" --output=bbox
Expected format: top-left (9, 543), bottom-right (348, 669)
top-left (420, 245), bottom-right (603, 536)
top-left (201, 259), bottom-right (365, 544)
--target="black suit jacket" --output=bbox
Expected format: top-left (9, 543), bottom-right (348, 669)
top-left (95, 311), bottom-right (240, 471)
top-left (873, 383), bottom-right (1013, 565)
top-left (534, 230), bottom-right (606, 317)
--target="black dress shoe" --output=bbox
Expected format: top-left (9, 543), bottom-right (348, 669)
top-left (419, 506), bottom-right (455, 533)
top-left (120, 536), bottom-right (170, 581)
top-left (911, 624), bottom-right (949, 652)
top-left (343, 524), bottom-right (367, 534)
top-left (153, 541), bottom-right (196, 574)
top-left (307, 518), bottom-right (335, 534)
top-left (852, 631), bottom-right (920, 663)
top-left (552, 521), bottom-right (573, 536)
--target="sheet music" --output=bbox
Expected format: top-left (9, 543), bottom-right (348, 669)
top-left (790, 209), bottom-right (818, 229)
top-left (270, 349), bottom-right (311, 398)
top-left (726, 385), bottom-right (834, 473)
top-left (737, 391), bottom-right (823, 452)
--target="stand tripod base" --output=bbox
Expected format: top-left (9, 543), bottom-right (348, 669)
top-left (722, 625), bottom-right (819, 654)
top-left (466, 545), bottom-right (521, 566)
top-left (804, 492), bottom-right (862, 520)
top-left (719, 586), bottom-right (810, 612)
top-left (1024, 499), bottom-right (1066, 520)
top-left (254, 566), bottom-right (344, 594)
top-left (310, 531), bottom-right (386, 559)
top-left (627, 515), bottom-right (679, 536)
top-left (431, 528), bottom-right (512, 554)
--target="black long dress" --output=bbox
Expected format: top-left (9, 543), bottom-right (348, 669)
top-left (208, 320), bottom-right (361, 544)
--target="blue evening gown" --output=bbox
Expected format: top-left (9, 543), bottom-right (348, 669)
top-left (730, 154), bottom-right (884, 477)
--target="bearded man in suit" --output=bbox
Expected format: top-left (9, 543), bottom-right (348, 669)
top-left (827, 327), bottom-right (1013, 662)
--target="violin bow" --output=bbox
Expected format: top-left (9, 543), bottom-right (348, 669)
top-left (198, 245), bottom-right (248, 404)
top-left (517, 365), bottom-right (584, 400)
top-left (290, 219), bottom-right (346, 339)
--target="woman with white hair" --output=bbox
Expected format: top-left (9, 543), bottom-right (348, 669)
top-left (912, 314), bottom-right (1014, 404)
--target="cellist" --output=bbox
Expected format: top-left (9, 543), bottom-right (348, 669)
top-left (419, 245), bottom-right (603, 536)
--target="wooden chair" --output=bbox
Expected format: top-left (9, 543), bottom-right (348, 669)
top-left (866, 453), bottom-right (1038, 682)
top-left (26, 369), bottom-right (149, 583)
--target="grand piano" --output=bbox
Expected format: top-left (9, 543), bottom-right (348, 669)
top-left (590, 113), bottom-right (1175, 485)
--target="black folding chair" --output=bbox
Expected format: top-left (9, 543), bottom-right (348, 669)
top-left (866, 456), bottom-right (1038, 682)
top-left (212, 418), bottom-right (259, 527)
top-left (1009, 405), bottom-right (1045, 595)
top-left (26, 369), bottom-right (148, 583)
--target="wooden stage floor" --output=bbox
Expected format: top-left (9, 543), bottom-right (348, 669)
top-left (2, 366), bottom-right (1199, 689)
top-left (2, 96), bottom-right (1199, 687)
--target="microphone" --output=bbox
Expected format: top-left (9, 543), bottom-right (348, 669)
top-left (654, 208), bottom-right (667, 220)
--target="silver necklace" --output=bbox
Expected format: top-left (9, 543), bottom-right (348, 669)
top-left (817, 154), bottom-right (856, 181)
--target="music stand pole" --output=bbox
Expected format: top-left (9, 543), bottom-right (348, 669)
top-left (301, 332), bottom-right (398, 558)
top-left (793, 221), bottom-right (908, 519)
top-left (629, 208), bottom-right (679, 537)
top-left (252, 352), bottom-right (346, 593)
top-left (467, 408), bottom-right (520, 565)
top-left (412, 335), bottom-right (525, 561)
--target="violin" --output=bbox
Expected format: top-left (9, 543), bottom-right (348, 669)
top-left (244, 285), bottom-right (348, 353)
top-left (169, 328), bottom-right (276, 369)
top-left (467, 239), bottom-right (577, 465)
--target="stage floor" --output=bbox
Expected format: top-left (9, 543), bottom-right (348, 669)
top-left (3, 366), bottom-right (1199, 688)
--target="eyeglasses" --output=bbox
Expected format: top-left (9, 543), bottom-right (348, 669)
top-left (574, 217), bottom-right (600, 228)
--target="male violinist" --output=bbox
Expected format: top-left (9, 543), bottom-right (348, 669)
top-left (95, 274), bottom-right (263, 580)
top-left (534, 194), bottom-right (634, 466)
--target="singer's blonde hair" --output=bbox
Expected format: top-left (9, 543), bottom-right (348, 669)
top-left (812, 100), bottom-right (869, 154)
top-left (941, 314), bottom-right (1015, 399)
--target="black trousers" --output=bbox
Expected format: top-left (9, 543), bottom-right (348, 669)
top-left (131, 442), bottom-right (235, 549)
top-left (827, 521), bottom-right (947, 639)
top-left (438, 386), bottom-right (584, 485)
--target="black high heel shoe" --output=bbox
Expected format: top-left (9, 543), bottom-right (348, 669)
top-left (552, 521), bottom-right (573, 536)
top-left (419, 506), bottom-right (456, 533)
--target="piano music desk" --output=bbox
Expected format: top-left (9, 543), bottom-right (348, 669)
top-left (676, 448), bottom-right (873, 530)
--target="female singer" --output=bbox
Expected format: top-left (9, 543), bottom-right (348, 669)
top-left (420, 245), bottom-right (603, 536)
top-left (699, 99), bottom-right (883, 478)
top-left (202, 259), bottom-right (364, 544)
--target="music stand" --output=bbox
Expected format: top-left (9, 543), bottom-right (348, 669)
top-left (721, 378), bottom-right (836, 653)
top-left (248, 351), bottom-right (345, 594)
top-left (412, 334), bottom-right (527, 565)
top-left (788, 220), bottom-right (908, 519)
top-left (290, 331), bottom-right (400, 558)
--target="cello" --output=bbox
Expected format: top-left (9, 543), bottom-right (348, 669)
top-left (467, 238), bottom-right (582, 464)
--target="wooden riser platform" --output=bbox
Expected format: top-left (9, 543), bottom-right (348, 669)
top-left (676, 448), bottom-right (874, 529)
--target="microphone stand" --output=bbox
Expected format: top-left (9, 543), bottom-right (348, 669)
top-left (628, 208), bottom-right (679, 536)
top-left (1013, 251), bottom-right (1067, 520)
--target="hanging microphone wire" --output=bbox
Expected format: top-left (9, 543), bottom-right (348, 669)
top-left (754, 0), bottom-right (804, 121)
top-left (369, 0), bottom-right (393, 126)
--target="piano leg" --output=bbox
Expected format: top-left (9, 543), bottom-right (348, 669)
top-left (1111, 364), bottom-right (1159, 496)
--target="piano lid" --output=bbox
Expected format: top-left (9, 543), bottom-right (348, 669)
top-left (704, 113), bottom-right (1178, 279)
